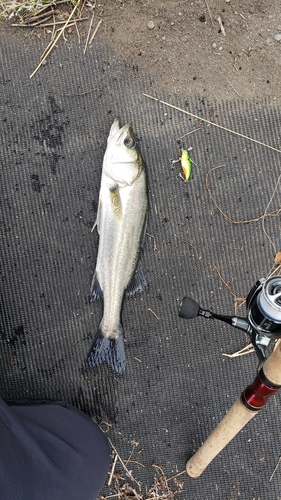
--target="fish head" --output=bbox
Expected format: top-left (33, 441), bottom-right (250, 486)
top-left (104, 118), bottom-right (144, 187)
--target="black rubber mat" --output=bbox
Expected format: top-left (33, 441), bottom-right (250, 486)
top-left (1, 29), bottom-right (281, 499)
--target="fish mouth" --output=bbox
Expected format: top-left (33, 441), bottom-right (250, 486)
top-left (117, 122), bottom-right (134, 143)
top-left (112, 118), bottom-right (135, 147)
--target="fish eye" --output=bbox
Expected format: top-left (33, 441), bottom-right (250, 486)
top-left (124, 137), bottom-right (135, 149)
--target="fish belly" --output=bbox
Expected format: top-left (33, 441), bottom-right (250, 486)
top-left (96, 170), bottom-right (147, 339)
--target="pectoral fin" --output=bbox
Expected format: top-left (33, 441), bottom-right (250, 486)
top-left (109, 185), bottom-right (122, 220)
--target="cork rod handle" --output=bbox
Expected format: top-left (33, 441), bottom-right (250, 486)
top-left (186, 340), bottom-right (281, 478)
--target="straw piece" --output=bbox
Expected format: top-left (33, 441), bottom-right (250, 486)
top-left (30, 0), bottom-right (81, 78)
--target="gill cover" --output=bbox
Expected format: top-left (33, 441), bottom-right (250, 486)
top-left (104, 118), bottom-right (142, 186)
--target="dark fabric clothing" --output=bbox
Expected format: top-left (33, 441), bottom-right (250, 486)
top-left (0, 398), bottom-right (110, 500)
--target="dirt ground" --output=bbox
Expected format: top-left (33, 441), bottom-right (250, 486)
top-left (102, 0), bottom-right (281, 102)
top-left (3, 0), bottom-right (281, 102)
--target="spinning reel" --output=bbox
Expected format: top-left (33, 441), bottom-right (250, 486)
top-left (179, 276), bottom-right (281, 370)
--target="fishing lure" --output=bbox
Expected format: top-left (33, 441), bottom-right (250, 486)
top-left (180, 149), bottom-right (193, 181)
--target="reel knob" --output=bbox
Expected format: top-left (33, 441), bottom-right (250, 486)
top-left (179, 296), bottom-right (200, 319)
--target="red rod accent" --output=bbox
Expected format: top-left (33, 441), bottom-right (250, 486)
top-left (243, 372), bottom-right (280, 409)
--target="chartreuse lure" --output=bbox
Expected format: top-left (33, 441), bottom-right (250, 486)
top-left (180, 149), bottom-right (192, 181)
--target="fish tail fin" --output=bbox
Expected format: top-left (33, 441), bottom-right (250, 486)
top-left (86, 324), bottom-right (125, 374)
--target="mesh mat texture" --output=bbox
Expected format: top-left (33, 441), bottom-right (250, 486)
top-left (1, 30), bottom-right (281, 499)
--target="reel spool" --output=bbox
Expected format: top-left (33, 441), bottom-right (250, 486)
top-left (247, 277), bottom-right (281, 337)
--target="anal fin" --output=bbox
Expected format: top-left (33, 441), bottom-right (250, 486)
top-left (90, 273), bottom-right (103, 302)
top-left (126, 260), bottom-right (148, 297)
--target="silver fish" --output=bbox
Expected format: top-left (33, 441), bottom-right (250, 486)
top-left (86, 118), bottom-right (148, 374)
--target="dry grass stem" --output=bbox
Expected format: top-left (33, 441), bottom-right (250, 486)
top-left (3, 0), bottom-right (84, 27)
top-left (89, 17), bottom-right (102, 44)
top-left (222, 344), bottom-right (255, 358)
top-left (234, 298), bottom-right (245, 316)
top-left (185, 239), bottom-right (197, 251)
top-left (205, 0), bottom-right (214, 27)
top-left (83, 9), bottom-right (95, 54)
top-left (217, 16), bottom-right (225, 36)
top-left (143, 94), bottom-right (281, 154)
top-left (126, 460), bottom-right (145, 468)
top-left (99, 421), bottom-right (113, 434)
top-left (176, 127), bottom-right (201, 140)
top-left (40, 26), bottom-right (60, 59)
top-left (27, 16), bottom-right (86, 27)
top-left (133, 356), bottom-right (142, 363)
top-left (74, 18), bottom-right (80, 43)
top-left (125, 444), bottom-right (138, 467)
top-left (108, 454), bottom-right (118, 486)
top-left (147, 308), bottom-right (160, 321)
top-left (261, 172), bottom-right (281, 253)
top-left (147, 233), bottom-right (158, 251)
top-left (269, 456), bottom-right (281, 481)
top-left (227, 80), bottom-right (243, 97)
top-left (167, 470), bottom-right (186, 481)
top-left (267, 264), bottom-right (281, 281)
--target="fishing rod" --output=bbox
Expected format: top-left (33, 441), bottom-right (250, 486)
top-left (179, 275), bottom-right (281, 477)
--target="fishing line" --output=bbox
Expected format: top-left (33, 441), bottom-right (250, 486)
top-left (262, 171), bottom-right (281, 255)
